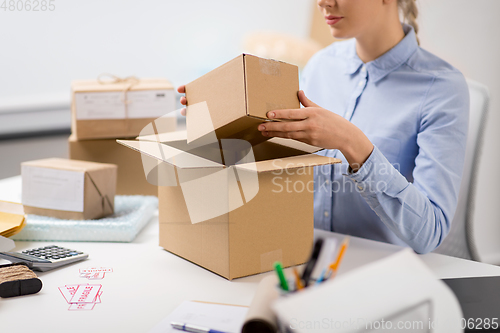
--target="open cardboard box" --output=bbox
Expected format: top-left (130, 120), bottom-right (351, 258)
top-left (118, 130), bottom-right (340, 279)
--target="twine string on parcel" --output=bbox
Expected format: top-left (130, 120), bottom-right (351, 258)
top-left (97, 73), bottom-right (140, 119)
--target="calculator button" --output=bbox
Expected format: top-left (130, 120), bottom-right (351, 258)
top-left (52, 256), bottom-right (60, 260)
top-left (69, 252), bottom-right (78, 256)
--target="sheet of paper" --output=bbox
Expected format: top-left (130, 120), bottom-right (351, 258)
top-left (126, 90), bottom-right (176, 119)
top-left (149, 301), bottom-right (248, 333)
top-left (21, 166), bottom-right (84, 212)
top-left (75, 90), bottom-right (175, 120)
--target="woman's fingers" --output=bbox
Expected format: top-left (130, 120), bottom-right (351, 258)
top-left (178, 85), bottom-right (187, 115)
top-left (258, 120), bottom-right (306, 133)
top-left (298, 90), bottom-right (319, 108)
top-left (267, 108), bottom-right (308, 120)
top-left (262, 130), bottom-right (308, 141)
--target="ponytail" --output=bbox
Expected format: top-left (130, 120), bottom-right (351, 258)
top-left (398, 0), bottom-right (420, 45)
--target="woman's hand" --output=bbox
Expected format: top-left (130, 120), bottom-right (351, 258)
top-left (177, 85), bottom-right (187, 116)
top-left (258, 90), bottom-right (374, 171)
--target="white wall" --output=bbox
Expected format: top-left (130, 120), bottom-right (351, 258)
top-left (0, 0), bottom-right (311, 101)
top-left (418, 0), bottom-right (500, 263)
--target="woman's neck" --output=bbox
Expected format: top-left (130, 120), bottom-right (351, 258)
top-left (355, 17), bottom-right (406, 63)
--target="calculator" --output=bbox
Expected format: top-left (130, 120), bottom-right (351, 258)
top-left (0, 245), bottom-right (88, 272)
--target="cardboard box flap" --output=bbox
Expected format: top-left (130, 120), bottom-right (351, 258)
top-left (236, 154), bottom-right (341, 173)
top-left (137, 130), bottom-right (188, 143)
top-left (267, 137), bottom-right (322, 154)
top-left (72, 78), bottom-right (174, 92)
top-left (117, 140), bottom-right (223, 169)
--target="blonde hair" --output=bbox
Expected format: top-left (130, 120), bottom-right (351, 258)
top-left (398, 0), bottom-right (419, 45)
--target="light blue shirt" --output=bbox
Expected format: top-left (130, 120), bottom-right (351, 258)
top-left (301, 24), bottom-right (469, 254)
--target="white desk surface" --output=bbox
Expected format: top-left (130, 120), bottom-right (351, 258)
top-left (1, 176), bottom-right (500, 332)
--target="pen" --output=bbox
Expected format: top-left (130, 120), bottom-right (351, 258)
top-left (171, 322), bottom-right (230, 333)
top-left (315, 268), bottom-right (327, 285)
top-left (328, 237), bottom-right (349, 279)
top-left (274, 261), bottom-right (289, 291)
top-left (301, 238), bottom-right (323, 287)
top-left (293, 267), bottom-right (304, 290)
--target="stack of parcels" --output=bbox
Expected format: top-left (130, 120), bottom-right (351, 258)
top-left (69, 77), bottom-right (177, 195)
top-left (118, 54), bottom-right (341, 279)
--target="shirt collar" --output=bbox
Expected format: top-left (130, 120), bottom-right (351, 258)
top-left (343, 24), bottom-right (419, 82)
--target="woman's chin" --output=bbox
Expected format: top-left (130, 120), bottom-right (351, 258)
top-left (329, 27), bottom-right (352, 40)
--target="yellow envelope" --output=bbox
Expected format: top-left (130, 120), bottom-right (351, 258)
top-left (0, 201), bottom-right (26, 238)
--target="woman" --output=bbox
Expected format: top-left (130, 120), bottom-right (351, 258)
top-left (179, 0), bottom-right (469, 254)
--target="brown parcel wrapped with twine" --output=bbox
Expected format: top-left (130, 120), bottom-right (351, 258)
top-left (0, 263), bottom-right (42, 298)
top-left (22, 158), bottom-right (117, 220)
top-left (71, 75), bottom-right (176, 140)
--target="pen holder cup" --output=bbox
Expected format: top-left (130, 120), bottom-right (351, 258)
top-left (276, 279), bottom-right (298, 297)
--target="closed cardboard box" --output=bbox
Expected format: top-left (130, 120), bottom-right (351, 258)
top-left (71, 78), bottom-right (176, 140)
top-left (118, 131), bottom-right (340, 279)
top-left (185, 54), bottom-right (299, 146)
top-left (22, 158), bottom-right (117, 220)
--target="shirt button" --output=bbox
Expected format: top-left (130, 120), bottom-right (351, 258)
top-left (325, 180), bottom-right (329, 185)
top-left (358, 81), bottom-right (364, 87)
top-left (324, 211), bottom-right (329, 218)
top-left (361, 66), bottom-right (366, 73)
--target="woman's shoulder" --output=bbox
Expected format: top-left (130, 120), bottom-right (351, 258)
top-left (407, 47), bottom-right (469, 101)
top-left (407, 47), bottom-right (464, 78)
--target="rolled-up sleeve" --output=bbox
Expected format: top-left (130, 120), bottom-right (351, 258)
top-left (347, 72), bottom-right (469, 254)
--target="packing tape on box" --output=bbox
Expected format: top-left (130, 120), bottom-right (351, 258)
top-left (259, 58), bottom-right (281, 76)
top-left (260, 249), bottom-right (283, 273)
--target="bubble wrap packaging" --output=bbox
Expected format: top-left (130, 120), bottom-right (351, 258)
top-left (12, 196), bottom-right (157, 242)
